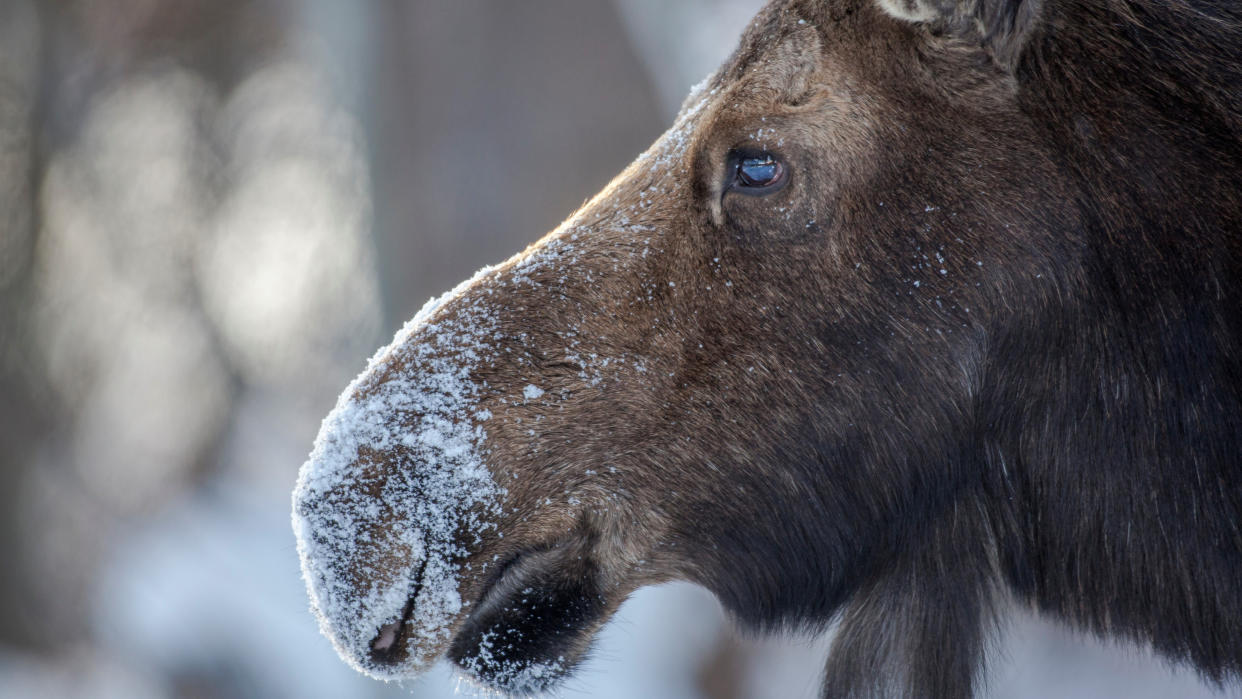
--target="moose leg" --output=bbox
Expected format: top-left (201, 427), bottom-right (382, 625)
top-left (820, 506), bottom-right (1001, 698)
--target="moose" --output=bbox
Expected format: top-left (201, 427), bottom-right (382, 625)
top-left (293, 0), bottom-right (1242, 696)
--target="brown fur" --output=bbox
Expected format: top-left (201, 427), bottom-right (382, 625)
top-left (294, 0), bottom-right (1242, 696)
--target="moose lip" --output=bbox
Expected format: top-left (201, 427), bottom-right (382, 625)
top-left (462, 543), bottom-right (571, 619)
top-left (471, 551), bottom-right (526, 611)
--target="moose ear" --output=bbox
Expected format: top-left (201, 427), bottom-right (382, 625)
top-left (876, 0), bottom-right (1042, 68)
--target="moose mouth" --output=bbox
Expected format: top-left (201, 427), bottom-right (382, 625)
top-left (366, 541), bottom-right (605, 693)
top-left (365, 548), bottom-right (536, 671)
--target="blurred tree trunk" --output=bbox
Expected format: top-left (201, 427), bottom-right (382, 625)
top-left (0, 0), bottom-right (48, 650)
top-left (365, 0), bottom-right (665, 325)
top-left (0, 0), bottom-right (287, 655)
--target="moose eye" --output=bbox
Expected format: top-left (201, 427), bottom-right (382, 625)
top-left (728, 152), bottom-right (787, 195)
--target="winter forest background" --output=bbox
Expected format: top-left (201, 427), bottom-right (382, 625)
top-left (0, 1), bottom-right (1236, 697)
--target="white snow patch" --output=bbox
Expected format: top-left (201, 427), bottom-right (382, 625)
top-left (292, 264), bottom-right (504, 680)
top-left (522, 384), bottom-right (545, 401)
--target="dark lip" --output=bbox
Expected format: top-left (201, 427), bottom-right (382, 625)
top-left (459, 542), bottom-right (567, 628)
top-left (470, 550), bottom-right (526, 611)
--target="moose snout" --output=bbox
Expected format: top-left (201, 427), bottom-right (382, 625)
top-left (295, 407), bottom-right (500, 679)
top-left (293, 278), bottom-right (508, 679)
top-left (296, 219), bottom-right (647, 684)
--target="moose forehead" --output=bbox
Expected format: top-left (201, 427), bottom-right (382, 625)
top-left (614, 9), bottom-right (882, 238)
top-left (720, 14), bottom-right (824, 104)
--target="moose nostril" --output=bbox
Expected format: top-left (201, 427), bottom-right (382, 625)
top-left (371, 620), bottom-right (402, 654)
top-left (369, 593), bottom-right (417, 665)
top-left (368, 561), bottom-right (425, 665)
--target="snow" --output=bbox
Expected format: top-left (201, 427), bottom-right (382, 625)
top-left (522, 384), bottom-right (545, 401)
top-left (455, 636), bottom-right (565, 696)
top-left (292, 265), bottom-right (505, 680)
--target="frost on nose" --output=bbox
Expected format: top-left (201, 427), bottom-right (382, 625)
top-left (291, 271), bottom-right (503, 678)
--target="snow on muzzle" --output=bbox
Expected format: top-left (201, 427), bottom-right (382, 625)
top-left (291, 269), bottom-right (504, 679)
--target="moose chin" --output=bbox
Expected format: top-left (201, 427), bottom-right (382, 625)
top-left (293, 0), bottom-right (1242, 696)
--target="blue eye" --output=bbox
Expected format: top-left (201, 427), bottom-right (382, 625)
top-left (732, 153), bottom-right (786, 192)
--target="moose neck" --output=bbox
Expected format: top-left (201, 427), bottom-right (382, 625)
top-left (983, 0), bottom-right (1242, 680)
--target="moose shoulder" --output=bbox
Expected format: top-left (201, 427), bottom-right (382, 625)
top-left (292, 0), bottom-right (1242, 696)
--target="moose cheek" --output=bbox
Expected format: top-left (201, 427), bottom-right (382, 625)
top-left (723, 199), bottom-right (824, 245)
top-left (446, 554), bottom-right (607, 693)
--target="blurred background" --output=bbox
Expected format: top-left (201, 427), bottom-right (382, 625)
top-left (0, 1), bottom-right (1236, 697)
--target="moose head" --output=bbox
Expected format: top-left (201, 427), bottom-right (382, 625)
top-left (293, 0), bottom-right (1242, 696)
